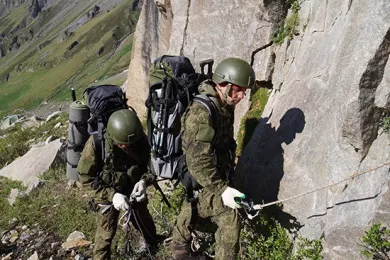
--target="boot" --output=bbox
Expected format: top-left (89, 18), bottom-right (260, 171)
top-left (171, 243), bottom-right (209, 260)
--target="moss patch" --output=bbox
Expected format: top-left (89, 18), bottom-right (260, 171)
top-left (236, 87), bottom-right (270, 156)
top-left (272, 0), bottom-right (300, 45)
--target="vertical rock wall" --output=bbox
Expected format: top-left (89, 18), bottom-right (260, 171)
top-left (237, 0), bottom-right (390, 259)
top-left (125, 0), bottom-right (285, 121)
top-left (126, 0), bottom-right (390, 258)
top-left (125, 0), bottom-right (172, 115)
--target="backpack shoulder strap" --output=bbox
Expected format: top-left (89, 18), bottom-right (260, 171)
top-left (192, 94), bottom-right (219, 132)
top-left (91, 119), bottom-right (106, 170)
top-left (91, 133), bottom-right (105, 190)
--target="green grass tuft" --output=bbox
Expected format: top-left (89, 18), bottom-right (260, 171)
top-left (240, 213), bottom-right (323, 260)
top-left (272, 0), bottom-right (300, 45)
top-left (0, 168), bottom-right (96, 240)
top-left (379, 115), bottom-right (390, 134)
top-left (360, 223), bottom-right (390, 259)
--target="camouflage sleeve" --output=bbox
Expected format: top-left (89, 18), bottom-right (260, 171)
top-left (77, 137), bottom-right (116, 202)
top-left (182, 103), bottom-right (227, 194)
top-left (77, 137), bottom-right (97, 184)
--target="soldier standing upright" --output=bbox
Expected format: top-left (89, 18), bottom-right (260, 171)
top-left (171, 58), bottom-right (256, 260)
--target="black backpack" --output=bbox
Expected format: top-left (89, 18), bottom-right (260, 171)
top-left (67, 84), bottom-right (129, 182)
top-left (83, 84), bottom-right (129, 163)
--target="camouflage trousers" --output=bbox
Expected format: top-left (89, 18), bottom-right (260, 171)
top-left (172, 188), bottom-right (241, 260)
top-left (93, 200), bottom-right (157, 260)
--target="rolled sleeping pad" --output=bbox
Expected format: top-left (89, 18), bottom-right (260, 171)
top-left (66, 100), bottom-right (90, 180)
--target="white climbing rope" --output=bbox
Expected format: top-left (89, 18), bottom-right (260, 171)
top-left (252, 161), bottom-right (390, 211)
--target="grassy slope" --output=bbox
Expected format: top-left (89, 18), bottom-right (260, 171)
top-left (0, 0), bottom-right (139, 117)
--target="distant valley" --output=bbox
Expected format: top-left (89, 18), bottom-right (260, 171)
top-left (0, 0), bottom-right (140, 117)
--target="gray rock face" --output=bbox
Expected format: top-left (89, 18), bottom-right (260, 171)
top-left (236, 0), bottom-right (390, 259)
top-left (127, 0), bottom-right (390, 258)
top-left (126, 0), bottom-right (173, 117)
top-left (125, 0), bottom-right (282, 121)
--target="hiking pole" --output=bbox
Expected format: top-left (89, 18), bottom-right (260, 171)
top-left (160, 78), bottom-right (171, 155)
top-left (156, 79), bottom-right (166, 154)
top-left (152, 179), bottom-right (171, 208)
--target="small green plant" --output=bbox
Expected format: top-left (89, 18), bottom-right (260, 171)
top-left (148, 184), bottom-right (185, 235)
top-left (379, 116), bottom-right (390, 134)
top-left (240, 216), bottom-right (293, 259)
top-left (147, 184), bottom-right (185, 258)
top-left (272, 0), bottom-right (301, 45)
top-left (295, 235), bottom-right (324, 260)
top-left (360, 223), bottom-right (390, 259)
top-left (240, 214), bottom-right (323, 260)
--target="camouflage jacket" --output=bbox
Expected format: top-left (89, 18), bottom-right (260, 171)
top-left (182, 80), bottom-right (236, 195)
top-left (77, 133), bottom-right (153, 203)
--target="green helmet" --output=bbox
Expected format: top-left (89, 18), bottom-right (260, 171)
top-left (212, 58), bottom-right (256, 89)
top-left (106, 109), bottom-right (143, 145)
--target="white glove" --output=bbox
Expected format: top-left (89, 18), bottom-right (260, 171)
top-left (112, 193), bottom-right (129, 211)
top-left (130, 180), bottom-right (147, 202)
top-left (221, 187), bottom-right (245, 209)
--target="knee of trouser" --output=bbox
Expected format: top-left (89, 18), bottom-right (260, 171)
top-left (215, 208), bottom-right (240, 229)
top-left (97, 213), bottom-right (119, 233)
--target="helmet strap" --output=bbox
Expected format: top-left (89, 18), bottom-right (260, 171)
top-left (216, 83), bottom-right (232, 101)
top-left (216, 83), bottom-right (236, 106)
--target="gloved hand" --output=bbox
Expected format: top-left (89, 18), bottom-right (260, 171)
top-left (112, 193), bottom-right (129, 211)
top-left (130, 180), bottom-right (147, 202)
top-left (221, 186), bottom-right (246, 209)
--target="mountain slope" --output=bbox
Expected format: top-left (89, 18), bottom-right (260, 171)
top-left (0, 0), bottom-right (140, 117)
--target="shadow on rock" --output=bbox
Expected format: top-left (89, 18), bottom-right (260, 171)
top-left (236, 108), bottom-right (306, 206)
top-left (263, 205), bottom-right (304, 238)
